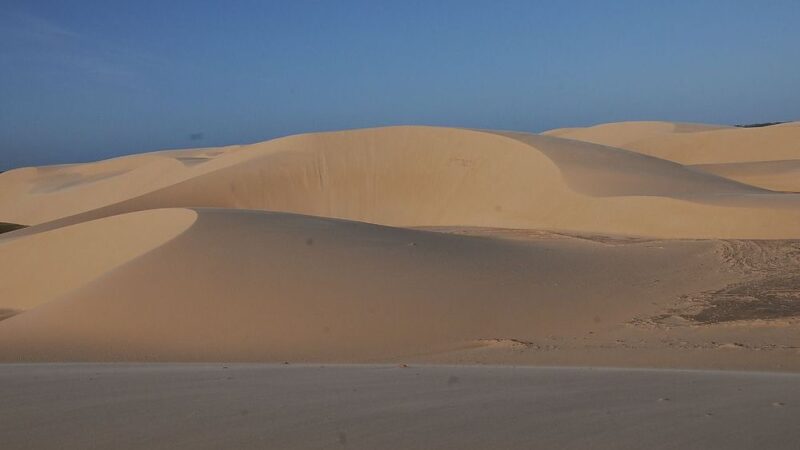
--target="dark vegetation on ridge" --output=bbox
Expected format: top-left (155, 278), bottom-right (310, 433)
top-left (735, 122), bottom-right (787, 128)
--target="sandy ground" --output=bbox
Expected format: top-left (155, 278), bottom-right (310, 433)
top-left (1, 364), bottom-right (798, 450)
top-left (2, 121), bottom-right (799, 447)
top-left (2, 208), bottom-right (798, 369)
top-left (0, 123), bottom-right (799, 368)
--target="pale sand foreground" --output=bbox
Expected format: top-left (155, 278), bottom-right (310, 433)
top-left (1, 364), bottom-right (798, 450)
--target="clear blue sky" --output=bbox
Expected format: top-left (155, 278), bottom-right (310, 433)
top-left (2, 0), bottom-right (799, 170)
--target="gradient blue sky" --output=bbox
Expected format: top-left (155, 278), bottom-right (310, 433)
top-left (2, 1), bottom-right (799, 170)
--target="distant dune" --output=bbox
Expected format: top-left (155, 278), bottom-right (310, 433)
top-left (1, 122), bottom-right (799, 368)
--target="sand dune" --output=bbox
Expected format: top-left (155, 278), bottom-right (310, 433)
top-left (1, 123), bottom-right (799, 368)
top-left (542, 121), bottom-right (730, 148)
top-left (0, 207), bottom-right (739, 362)
top-left (690, 159), bottom-right (800, 192)
top-left (545, 120), bottom-right (800, 164)
top-left (3, 126), bottom-right (800, 239)
top-left (0, 209), bottom-right (196, 312)
top-left (1, 207), bottom-right (798, 370)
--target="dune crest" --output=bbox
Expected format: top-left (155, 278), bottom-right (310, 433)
top-left (3, 126), bottom-right (800, 238)
top-left (545, 120), bottom-right (800, 164)
top-left (0, 208), bottom-right (197, 312)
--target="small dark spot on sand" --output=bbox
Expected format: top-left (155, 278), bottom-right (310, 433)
top-left (240, 409), bottom-right (249, 416)
top-left (447, 375), bottom-right (460, 386)
top-left (338, 431), bottom-right (347, 446)
top-left (305, 238), bottom-right (314, 246)
top-left (772, 402), bottom-right (785, 407)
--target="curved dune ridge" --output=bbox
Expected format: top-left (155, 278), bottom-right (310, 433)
top-left (0, 207), bottom-right (732, 362)
top-left (2, 126), bottom-right (800, 238)
top-left (545, 120), bottom-right (800, 164)
top-left (543, 121), bottom-right (800, 191)
top-left (0, 209), bottom-right (197, 312)
top-left (2, 123), bottom-right (800, 364)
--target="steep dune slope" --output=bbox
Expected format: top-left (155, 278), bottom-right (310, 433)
top-left (3, 126), bottom-right (800, 239)
top-left (0, 208), bottom-right (734, 362)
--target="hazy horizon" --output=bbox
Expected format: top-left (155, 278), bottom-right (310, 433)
top-left (2, 0), bottom-right (799, 171)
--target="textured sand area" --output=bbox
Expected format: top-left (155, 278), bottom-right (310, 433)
top-left (0, 122), bottom-right (798, 369)
top-left (1, 364), bottom-right (798, 450)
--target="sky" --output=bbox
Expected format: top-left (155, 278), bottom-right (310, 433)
top-left (1, 0), bottom-right (799, 170)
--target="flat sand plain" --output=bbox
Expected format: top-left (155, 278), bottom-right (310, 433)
top-left (1, 364), bottom-right (798, 450)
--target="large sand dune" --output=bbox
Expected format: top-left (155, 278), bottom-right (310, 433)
top-left (0, 207), bottom-right (731, 362)
top-left (1, 207), bottom-right (798, 370)
top-left (1, 123), bottom-right (799, 368)
top-left (2, 126), bottom-right (800, 239)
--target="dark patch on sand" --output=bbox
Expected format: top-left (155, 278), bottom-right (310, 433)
top-left (0, 309), bottom-right (22, 322)
top-left (0, 222), bottom-right (26, 234)
top-left (638, 240), bottom-right (800, 325)
top-left (684, 274), bottom-right (800, 323)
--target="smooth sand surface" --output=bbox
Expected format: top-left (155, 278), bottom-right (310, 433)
top-left (545, 120), bottom-right (800, 164)
top-left (1, 208), bottom-right (798, 370)
top-left (0, 122), bottom-right (798, 369)
top-left (0, 209), bottom-right (196, 311)
top-left (2, 122), bottom-right (799, 447)
top-left (690, 159), bottom-right (800, 192)
top-left (3, 126), bottom-right (800, 238)
top-left (0, 127), bottom-right (800, 239)
top-left (1, 364), bottom-right (799, 450)
top-left (544, 121), bottom-right (800, 192)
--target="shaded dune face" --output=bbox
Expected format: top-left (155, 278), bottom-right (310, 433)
top-left (0, 208), bottom-right (724, 362)
top-left (3, 126), bottom-right (800, 239)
